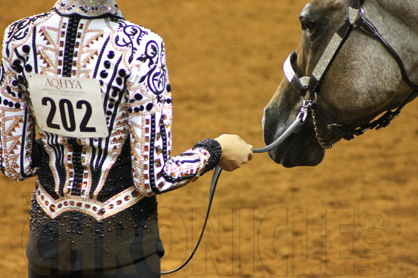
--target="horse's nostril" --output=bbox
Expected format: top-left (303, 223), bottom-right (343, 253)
top-left (262, 109), bottom-right (278, 145)
top-left (263, 106), bottom-right (273, 121)
top-left (262, 106), bottom-right (274, 129)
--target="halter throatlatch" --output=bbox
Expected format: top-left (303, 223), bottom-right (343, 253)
top-left (283, 0), bottom-right (418, 149)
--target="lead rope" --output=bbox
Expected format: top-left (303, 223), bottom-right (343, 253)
top-left (161, 110), bottom-right (307, 275)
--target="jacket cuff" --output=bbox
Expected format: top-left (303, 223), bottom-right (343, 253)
top-left (193, 138), bottom-right (222, 175)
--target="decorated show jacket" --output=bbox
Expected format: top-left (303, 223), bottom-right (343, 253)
top-left (0, 0), bottom-right (221, 221)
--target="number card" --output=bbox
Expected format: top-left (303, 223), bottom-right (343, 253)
top-left (28, 75), bottom-right (109, 138)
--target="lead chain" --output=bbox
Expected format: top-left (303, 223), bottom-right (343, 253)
top-left (311, 109), bottom-right (334, 149)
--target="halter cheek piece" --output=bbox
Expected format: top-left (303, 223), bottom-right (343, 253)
top-left (283, 0), bottom-right (418, 149)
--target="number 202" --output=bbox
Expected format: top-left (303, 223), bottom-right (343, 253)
top-left (42, 97), bottom-right (96, 133)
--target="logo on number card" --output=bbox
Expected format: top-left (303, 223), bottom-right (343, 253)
top-left (44, 78), bottom-right (83, 90)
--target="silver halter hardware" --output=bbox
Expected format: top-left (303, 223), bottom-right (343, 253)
top-left (283, 1), bottom-right (418, 149)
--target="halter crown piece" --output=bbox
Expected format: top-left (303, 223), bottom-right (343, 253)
top-left (283, 0), bottom-right (418, 149)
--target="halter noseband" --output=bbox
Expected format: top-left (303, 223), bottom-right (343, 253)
top-left (283, 0), bottom-right (418, 149)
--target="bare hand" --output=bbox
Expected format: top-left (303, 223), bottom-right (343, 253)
top-left (214, 134), bottom-right (253, 171)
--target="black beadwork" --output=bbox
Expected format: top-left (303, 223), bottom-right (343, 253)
top-left (193, 139), bottom-right (222, 175)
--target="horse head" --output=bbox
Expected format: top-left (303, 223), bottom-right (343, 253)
top-left (263, 0), bottom-right (418, 167)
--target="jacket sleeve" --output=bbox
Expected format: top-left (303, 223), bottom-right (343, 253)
top-left (127, 33), bottom-right (222, 196)
top-left (0, 20), bottom-right (38, 180)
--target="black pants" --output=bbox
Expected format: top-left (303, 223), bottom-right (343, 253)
top-left (27, 197), bottom-right (164, 278)
top-left (28, 253), bottom-right (161, 278)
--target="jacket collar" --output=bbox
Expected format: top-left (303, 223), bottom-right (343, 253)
top-left (52, 0), bottom-right (123, 18)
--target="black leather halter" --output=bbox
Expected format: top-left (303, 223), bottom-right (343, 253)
top-left (283, 0), bottom-right (418, 148)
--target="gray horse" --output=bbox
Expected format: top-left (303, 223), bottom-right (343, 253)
top-left (263, 0), bottom-right (418, 167)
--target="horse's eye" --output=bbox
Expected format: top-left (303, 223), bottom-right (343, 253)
top-left (300, 16), bottom-right (315, 32)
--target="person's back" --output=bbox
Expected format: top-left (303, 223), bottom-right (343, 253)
top-left (3, 0), bottom-right (172, 200)
top-left (0, 0), bottom-right (252, 276)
